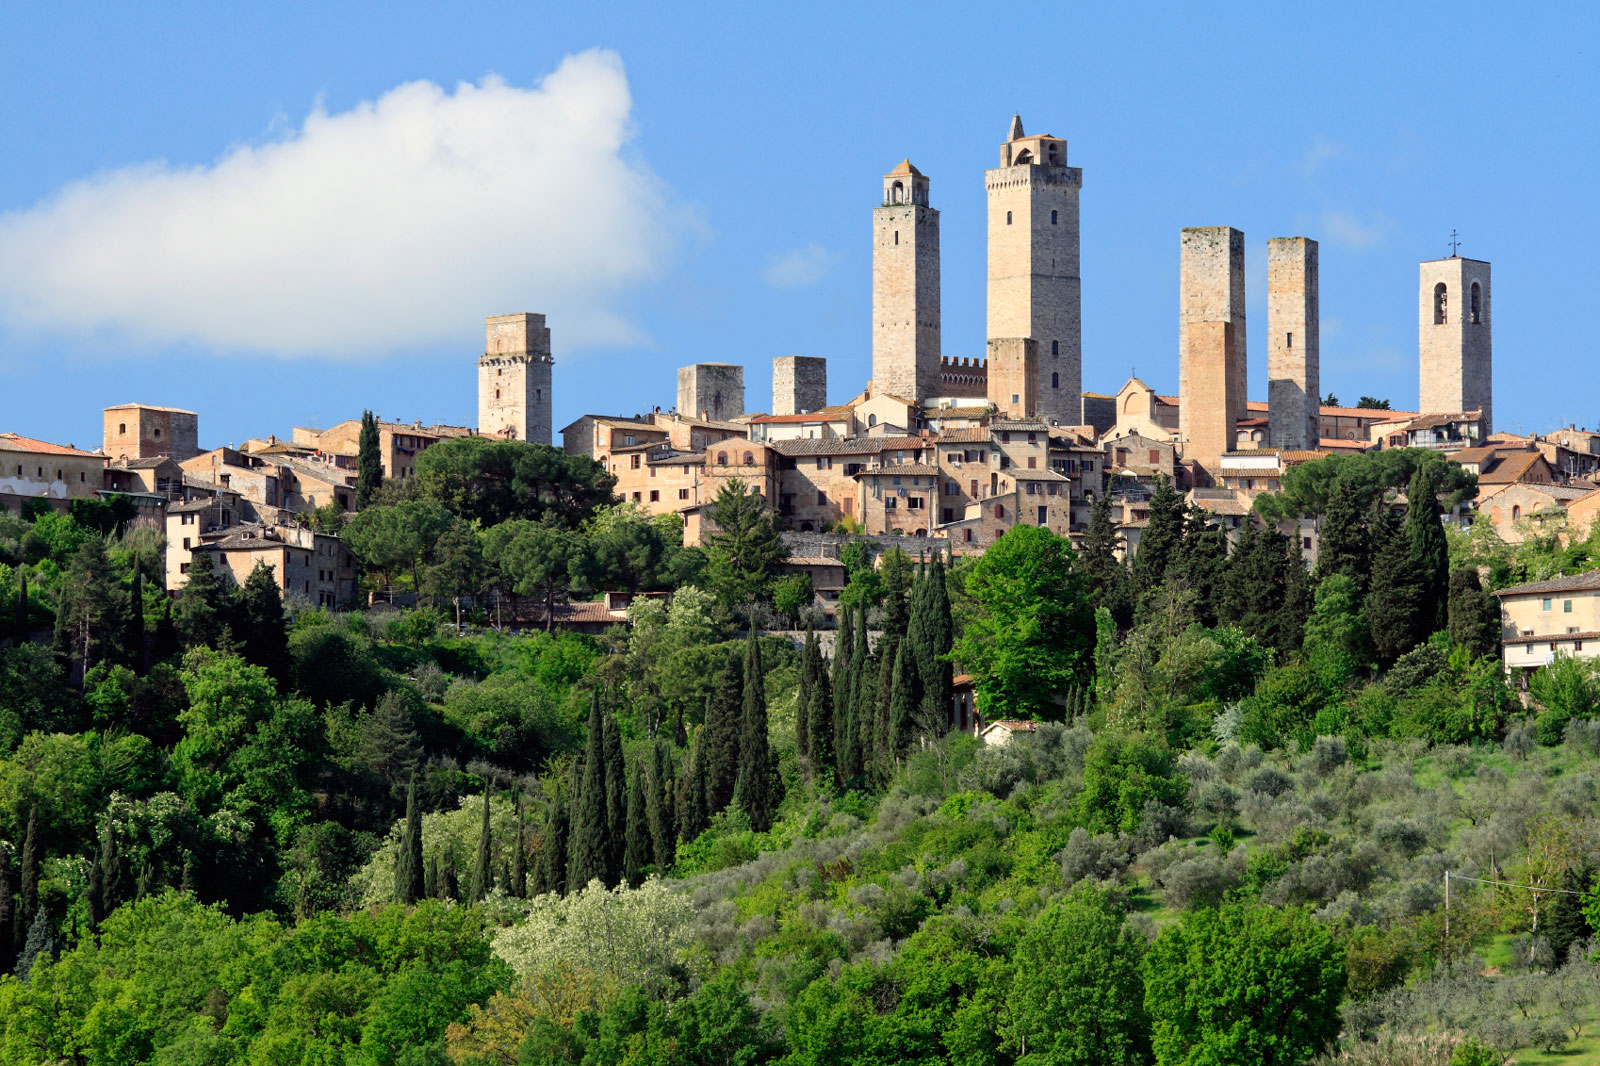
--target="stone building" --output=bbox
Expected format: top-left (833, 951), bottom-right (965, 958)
top-left (1496, 570), bottom-right (1600, 679)
top-left (478, 313), bottom-right (554, 444)
top-left (167, 510), bottom-right (358, 608)
top-left (986, 115), bottom-right (1083, 425)
top-left (0, 433), bottom-right (108, 515)
top-left (872, 161), bottom-right (941, 405)
top-left (1178, 226), bottom-right (1247, 473)
top-left (772, 355), bottom-right (828, 416)
top-left (1419, 256), bottom-right (1492, 433)
top-left (292, 418), bottom-right (471, 480)
top-left (987, 337), bottom-right (1039, 419)
top-left (1267, 237), bottom-right (1319, 450)
top-left (677, 363), bottom-right (745, 422)
top-left (103, 403), bottom-right (200, 462)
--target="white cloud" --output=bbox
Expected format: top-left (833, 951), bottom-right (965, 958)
top-left (1297, 136), bottom-right (1347, 177)
top-left (1318, 210), bottom-right (1388, 250)
top-left (764, 243), bottom-right (837, 289)
top-left (0, 50), bottom-right (677, 359)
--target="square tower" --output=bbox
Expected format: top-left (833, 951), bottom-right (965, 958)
top-left (1267, 237), bottom-right (1319, 450)
top-left (985, 114), bottom-right (1082, 425)
top-left (1178, 227), bottom-right (1247, 471)
top-left (677, 363), bottom-right (745, 421)
top-left (103, 403), bottom-right (200, 461)
top-left (872, 160), bottom-right (941, 403)
top-left (773, 356), bottom-right (827, 416)
top-left (986, 338), bottom-right (1039, 419)
top-left (1419, 256), bottom-right (1492, 433)
top-left (478, 313), bottom-right (554, 445)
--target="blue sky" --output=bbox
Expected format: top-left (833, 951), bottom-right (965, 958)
top-left (1, 3), bottom-right (1596, 449)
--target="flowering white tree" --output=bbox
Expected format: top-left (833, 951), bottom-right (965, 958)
top-left (491, 877), bottom-right (694, 990)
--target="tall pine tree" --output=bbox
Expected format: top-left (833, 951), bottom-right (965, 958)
top-left (1448, 567), bottom-right (1500, 657)
top-left (236, 562), bottom-right (290, 681)
top-left (1367, 509), bottom-right (1428, 667)
top-left (1077, 490), bottom-right (1131, 626)
top-left (1315, 479), bottom-right (1370, 591)
top-left (126, 569), bottom-right (146, 674)
top-left (1131, 475), bottom-right (1184, 597)
top-left (733, 632), bottom-right (777, 831)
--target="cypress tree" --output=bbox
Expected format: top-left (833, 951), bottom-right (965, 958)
top-left (880, 548), bottom-right (913, 638)
top-left (1131, 474), bottom-right (1184, 596)
top-left (511, 792), bottom-right (527, 899)
top-left (0, 869), bottom-right (12, 974)
top-left (440, 847), bottom-right (459, 901)
top-left (1367, 509), bottom-right (1428, 667)
top-left (703, 652), bottom-right (744, 813)
top-left (733, 631), bottom-right (777, 831)
top-left (849, 610), bottom-right (876, 784)
top-left (1448, 567), bottom-right (1500, 658)
top-left (648, 741), bottom-right (676, 869)
top-left (13, 568), bottom-right (27, 640)
top-left (888, 637), bottom-right (920, 762)
top-left (356, 410), bottom-right (383, 508)
top-left (469, 781), bottom-right (493, 902)
top-left (1078, 490), bottom-right (1132, 627)
top-left (152, 598), bottom-right (179, 665)
top-left (679, 735), bottom-right (710, 842)
top-left (831, 608), bottom-right (854, 750)
top-left (623, 757), bottom-right (650, 886)
top-left (237, 561), bottom-right (290, 681)
top-left (602, 711), bottom-right (626, 883)
top-left (19, 808), bottom-right (37, 929)
top-left (873, 633), bottom-right (900, 783)
top-left (395, 775), bottom-right (424, 905)
top-left (176, 549), bottom-right (224, 649)
top-left (94, 821), bottom-right (120, 928)
top-left (425, 854), bottom-right (440, 899)
top-left (1170, 505), bottom-right (1229, 627)
top-left (1277, 543), bottom-right (1313, 654)
top-left (126, 569), bottom-right (146, 674)
top-left (569, 695), bottom-right (609, 889)
top-left (1315, 479), bottom-right (1370, 591)
top-left (539, 763), bottom-right (576, 897)
top-left (804, 633), bottom-right (834, 783)
top-left (1406, 461), bottom-right (1450, 634)
top-left (796, 627), bottom-right (814, 761)
top-left (180, 854), bottom-right (195, 896)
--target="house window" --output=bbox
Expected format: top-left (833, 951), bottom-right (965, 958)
top-left (1433, 282), bottom-right (1447, 324)
top-left (1001, 432), bottom-right (1011, 443)
top-left (894, 231), bottom-right (899, 245)
top-left (678, 488), bottom-right (689, 500)
top-left (153, 428), bottom-right (161, 439)
top-left (649, 490), bottom-right (659, 502)
top-left (1149, 449), bottom-right (1160, 464)
top-left (631, 454), bottom-right (641, 469)
top-left (885, 497), bottom-right (897, 510)
top-left (868, 414), bottom-right (877, 427)
top-left (964, 528), bottom-right (973, 543)
top-left (743, 450), bottom-right (754, 465)
top-left (946, 481), bottom-right (958, 495)
top-left (818, 456), bottom-right (831, 469)
top-left (1542, 598), bottom-right (1552, 611)
top-left (1051, 340), bottom-right (1059, 356)
top-left (1564, 599), bottom-right (1573, 613)
top-left (1026, 482), bottom-right (1037, 495)
top-left (994, 503), bottom-right (1004, 518)
top-left (1027, 456), bottom-right (1037, 469)
top-left (650, 466), bottom-right (656, 478)
top-left (717, 451), bottom-right (728, 466)
top-left (970, 479), bottom-right (978, 496)
top-left (817, 491), bottom-right (827, 505)
top-left (631, 492), bottom-right (641, 502)
top-left (943, 507), bottom-right (954, 522)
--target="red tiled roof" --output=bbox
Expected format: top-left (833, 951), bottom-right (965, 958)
top-left (0, 433), bottom-right (105, 458)
top-left (1494, 571), bottom-right (1600, 598)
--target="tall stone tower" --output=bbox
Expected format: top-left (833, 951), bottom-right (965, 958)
top-left (477, 313), bottom-right (553, 444)
top-left (677, 363), bottom-right (745, 421)
top-left (1419, 255), bottom-right (1492, 432)
top-left (1267, 237), bottom-right (1319, 450)
top-left (1178, 227), bottom-right (1246, 471)
top-left (986, 338), bottom-right (1038, 419)
top-left (986, 114), bottom-right (1082, 425)
top-left (872, 161), bottom-right (940, 403)
top-left (772, 356), bottom-right (827, 416)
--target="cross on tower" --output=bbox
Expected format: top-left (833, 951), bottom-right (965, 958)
top-left (1448, 229), bottom-right (1461, 257)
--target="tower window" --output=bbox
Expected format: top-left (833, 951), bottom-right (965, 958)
top-left (118, 423), bottom-right (126, 434)
top-left (1006, 211), bottom-right (1013, 225)
top-left (894, 231), bottom-right (899, 245)
top-left (891, 180), bottom-right (904, 204)
top-left (1051, 210), bottom-right (1058, 225)
top-left (1470, 282), bottom-right (1482, 324)
top-left (1052, 372), bottom-right (1059, 389)
top-left (1286, 332), bottom-right (1293, 349)
top-left (495, 389), bottom-right (500, 399)
top-left (1433, 282), bottom-right (1448, 325)
top-left (1051, 340), bottom-right (1059, 356)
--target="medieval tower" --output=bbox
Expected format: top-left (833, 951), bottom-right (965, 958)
top-left (872, 161), bottom-right (941, 403)
top-left (1419, 255), bottom-right (1492, 433)
top-left (477, 313), bottom-right (553, 445)
top-left (985, 114), bottom-right (1082, 425)
top-left (1178, 227), bottom-right (1246, 471)
top-left (1267, 237), bottom-right (1320, 450)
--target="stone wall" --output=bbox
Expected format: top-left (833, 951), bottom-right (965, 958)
top-left (781, 530), bottom-right (952, 562)
top-left (772, 355), bottom-right (828, 416)
top-left (677, 363), bottom-right (745, 421)
top-left (1267, 237), bottom-right (1319, 450)
top-left (1419, 257), bottom-right (1492, 433)
top-left (986, 337), bottom-right (1039, 418)
top-left (103, 405), bottom-right (200, 461)
top-left (872, 200), bottom-right (941, 403)
top-left (1178, 227), bottom-right (1246, 472)
top-left (478, 313), bottom-right (554, 445)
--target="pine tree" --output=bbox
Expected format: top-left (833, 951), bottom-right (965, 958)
top-left (1315, 479), bottom-right (1370, 591)
top-left (469, 782), bottom-right (493, 902)
top-left (1092, 606), bottom-right (1118, 709)
top-left (357, 410), bottom-right (384, 508)
top-left (176, 549), bottom-right (225, 649)
top-left (1078, 491), bottom-right (1132, 627)
top-left (623, 757), bottom-right (650, 886)
top-left (648, 741), bottom-right (676, 868)
top-left (796, 627), bottom-right (815, 761)
top-left (15, 907), bottom-right (54, 979)
top-left (1405, 461), bottom-right (1450, 634)
top-left (602, 711), bottom-right (626, 883)
top-left (1170, 505), bottom-right (1229, 627)
top-left (1448, 567), bottom-right (1500, 657)
top-left (1277, 543), bottom-right (1313, 654)
top-left (92, 821), bottom-right (120, 928)
top-left (395, 775), bottom-right (425, 905)
top-left (1546, 864), bottom-right (1597, 966)
top-left (569, 696), bottom-right (609, 889)
top-left (236, 561), bottom-right (290, 680)
top-left (126, 569), bottom-right (146, 674)
top-left (733, 631), bottom-right (777, 831)
top-left (804, 633), bottom-right (834, 783)
top-left (1131, 474), bottom-right (1184, 597)
top-left (703, 652), bottom-right (744, 813)
top-left (1367, 509), bottom-right (1428, 667)
top-left (1218, 522), bottom-right (1287, 647)
top-left (54, 536), bottom-right (124, 671)
top-left (19, 808), bottom-right (38, 930)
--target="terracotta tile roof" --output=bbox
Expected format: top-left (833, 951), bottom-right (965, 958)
top-left (772, 436), bottom-right (923, 458)
top-left (105, 402), bottom-right (196, 414)
top-left (1407, 411), bottom-right (1482, 430)
top-left (648, 453), bottom-right (705, 467)
top-left (1479, 451), bottom-right (1546, 484)
top-left (1235, 400), bottom-right (1417, 419)
top-left (1218, 468), bottom-right (1284, 479)
top-left (110, 457), bottom-right (179, 469)
top-left (1013, 469), bottom-right (1070, 482)
top-left (1504, 630), bottom-right (1600, 646)
top-left (168, 498), bottom-right (220, 514)
top-left (923, 406), bottom-right (990, 419)
top-left (0, 433), bottom-right (105, 458)
top-left (887, 159), bottom-right (923, 176)
top-left (785, 556), bottom-right (847, 568)
top-left (1450, 444), bottom-right (1528, 466)
top-left (1318, 438), bottom-right (1371, 451)
top-left (937, 428), bottom-right (991, 443)
top-left (749, 405), bottom-right (854, 425)
top-left (1192, 497), bottom-right (1252, 516)
top-left (983, 720), bottom-right (1039, 733)
top-left (595, 419), bottom-right (665, 433)
top-left (1494, 571), bottom-right (1600, 598)
top-left (1280, 450), bottom-right (1332, 463)
top-left (1236, 417), bottom-right (1269, 427)
top-left (990, 418), bottom-right (1052, 432)
top-left (856, 463), bottom-right (940, 478)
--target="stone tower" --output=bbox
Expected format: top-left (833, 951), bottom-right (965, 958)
top-left (985, 114), bottom-right (1082, 425)
top-left (1267, 237), bottom-right (1319, 450)
top-left (986, 338), bottom-right (1039, 419)
top-left (477, 313), bottom-right (553, 445)
top-left (772, 356), bottom-right (827, 416)
top-left (677, 363), bottom-right (745, 421)
top-left (1419, 255), bottom-right (1492, 432)
top-left (1178, 227), bottom-right (1246, 471)
top-left (872, 160), bottom-right (941, 403)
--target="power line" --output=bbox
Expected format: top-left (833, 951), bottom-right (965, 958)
top-left (1447, 871), bottom-right (1589, 896)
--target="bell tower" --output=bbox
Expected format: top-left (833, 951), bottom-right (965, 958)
top-left (1419, 254), bottom-right (1492, 432)
top-left (872, 160), bottom-right (941, 404)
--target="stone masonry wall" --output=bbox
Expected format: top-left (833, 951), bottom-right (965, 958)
top-left (1179, 227), bottom-right (1246, 471)
top-left (1419, 257), bottom-right (1492, 433)
top-left (986, 337), bottom-right (1039, 418)
top-left (772, 355), bottom-right (828, 416)
top-left (677, 363), bottom-right (745, 422)
top-left (872, 203), bottom-right (941, 403)
top-left (478, 313), bottom-right (553, 445)
top-left (1267, 237), bottom-right (1319, 450)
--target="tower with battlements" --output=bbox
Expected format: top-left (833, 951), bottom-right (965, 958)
top-left (872, 161), bottom-right (941, 404)
top-left (478, 313), bottom-right (553, 444)
top-left (985, 114), bottom-right (1082, 425)
top-left (1419, 255), bottom-right (1492, 432)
